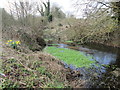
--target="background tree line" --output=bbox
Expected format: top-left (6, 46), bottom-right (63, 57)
top-left (64, 1), bottom-right (120, 46)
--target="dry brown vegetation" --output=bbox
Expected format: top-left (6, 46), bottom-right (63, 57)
top-left (1, 0), bottom-right (120, 89)
top-left (1, 42), bottom-right (86, 88)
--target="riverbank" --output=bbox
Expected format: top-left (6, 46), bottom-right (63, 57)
top-left (1, 44), bottom-right (87, 88)
top-left (61, 41), bottom-right (120, 51)
top-left (1, 40), bottom-right (120, 88)
top-left (85, 41), bottom-right (120, 48)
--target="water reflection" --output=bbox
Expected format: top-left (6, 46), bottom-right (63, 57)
top-left (58, 44), bottom-right (68, 48)
top-left (91, 50), bottom-right (117, 65)
top-left (114, 51), bottom-right (120, 68)
top-left (57, 43), bottom-right (120, 88)
top-left (58, 43), bottom-right (118, 66)
top-left (79, 47), bottom-right (118, 73)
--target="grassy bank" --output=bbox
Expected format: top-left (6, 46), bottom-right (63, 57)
top-left (44, 46), bottom-right (95, 68)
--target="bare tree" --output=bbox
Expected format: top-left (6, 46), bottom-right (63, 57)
top-left (8, 1), bottom-right (38, 26)
top-left (74, 0), bottom-right (120, 26)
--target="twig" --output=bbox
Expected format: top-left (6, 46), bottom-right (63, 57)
top-left (17, 60), bottom-right (37, 75)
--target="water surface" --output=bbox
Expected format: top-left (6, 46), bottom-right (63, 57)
top-left (57, 43), bottom-right (120, 88)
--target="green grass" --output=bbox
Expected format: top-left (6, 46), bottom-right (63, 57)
top-left (44, 46), bottom-right (95, 68)
top-left (65, 41), bottom-right (73, 43)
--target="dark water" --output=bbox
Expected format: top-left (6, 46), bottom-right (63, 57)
top-left (57, 43), bottom-right (120, 88)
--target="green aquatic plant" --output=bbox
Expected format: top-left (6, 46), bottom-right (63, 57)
top-left (65, 41), bottom-right (73, 43)
top-left (44, 46), bottom-right (95, 68)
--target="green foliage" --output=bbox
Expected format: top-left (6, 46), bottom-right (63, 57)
top-left (2, 55), bottom-right (64, 88)
top-left (48, 14), bottom-right (53, 22)
top-left (65, 41), bottom-right (73, 43)
top-left (44, 46), bottom-right (95, 68)
top-left (42, 0), bottom-right (52, 22)
top-left (43, 0), bottom-right (50, 16)
top-left (36, 67), bottom-right (52, 77)
top-left (102, 64), bottom-right (117, 70)
top-left (45, 80), bottom-right (64, 88)
top-left (6, 40), bottom-right (20, 49)
top-left (111, 2), bottom-right (120, 26)
top-left (2, 79), bottom-right (20, 88)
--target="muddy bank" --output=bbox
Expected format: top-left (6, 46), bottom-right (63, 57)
top-left (84, 41), bottom-right (120, 49)
top-left (61, 41), bottom-right (120, 52)
top-left (84, 42), bottom-right (120, 54)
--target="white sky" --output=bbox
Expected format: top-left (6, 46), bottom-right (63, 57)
top-left (0, 0), bottom-right (75, 13)
top-left (0, 0), bottom-right (73, 10)
top-left (0, 0), bottom-right (85, 18)
top-left (0, 0), bottom-right (120, 16)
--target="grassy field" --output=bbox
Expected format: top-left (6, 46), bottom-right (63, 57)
top-left (44, 46), bottom-right (95, 68)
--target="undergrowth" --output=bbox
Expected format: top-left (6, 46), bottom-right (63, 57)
top-left (1, 56), bottom-right (65, 88)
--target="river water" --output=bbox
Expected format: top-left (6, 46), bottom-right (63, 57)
top-left (57, 43), bottom-right (120, 88)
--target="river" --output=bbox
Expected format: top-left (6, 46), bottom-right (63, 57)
top-left (56, 43), bottom-right (120, 88)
